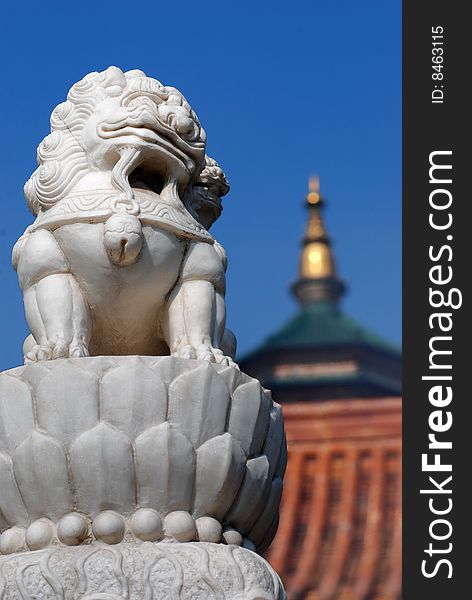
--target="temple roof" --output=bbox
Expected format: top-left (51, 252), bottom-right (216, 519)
top-left (244, 300), bottom-right (400, 357)
top-left (266, 399), bottom-right (402, 600)
top-left (240, 175), bottom-right (401, 599)
top-left (240, 178), bottom-right (401, 399)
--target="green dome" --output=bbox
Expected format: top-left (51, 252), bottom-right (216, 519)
top-left (246, 301), bottom-right (400, 357)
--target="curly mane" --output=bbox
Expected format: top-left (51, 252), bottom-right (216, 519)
top-left (24, 72), bottom-right (105, 215)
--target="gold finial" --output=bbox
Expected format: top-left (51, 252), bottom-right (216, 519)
top-left (301, 243), bottom-right (335, 279)
top-left (309, 175), bottom-right (319, 193)
top-left (292, 174), bottom-right (346, 304)
top-left (300, 174), bottom-right (335, 279)
top-left (307, 175), bottom-right (320, 205)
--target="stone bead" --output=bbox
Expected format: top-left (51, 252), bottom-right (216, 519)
top-left (92, 511), bottom-right (125, 544)
top-left (129, 508), bottom-right (163, 542)
top-left (222, 526), bottom-right (243, 546)
top-left (0, 527), bottom-right (25, 555)
top-left (25, 518), bottom-right (55, 550)
top-left (195, 516), bottom-right (222, 543)
top-left (164, 511), bottom-right (196, 542)
top-left (57, 513), bottom-right (89, 546)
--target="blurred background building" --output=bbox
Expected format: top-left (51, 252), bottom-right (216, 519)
top-left (240, 177), bottom-right (402, 600)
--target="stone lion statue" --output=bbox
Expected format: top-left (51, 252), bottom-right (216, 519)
top-left (13, 66), bottom-right (236, 365)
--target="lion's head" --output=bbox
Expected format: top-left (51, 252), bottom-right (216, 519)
top-left (25, 67), bottom-right (217, 217)
top-left (186, 156), bottom-right (230, 230)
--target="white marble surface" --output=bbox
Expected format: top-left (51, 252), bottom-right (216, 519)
top-left (13, 67), bottom-right (234, 365)
top-left (0, 357), bottom-right (286, 554)
top-left (0, 541), bottom-right (287, 600)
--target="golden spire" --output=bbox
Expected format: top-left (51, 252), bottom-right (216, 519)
top-left (292, 175), bottom-right (346, 304)
top-left (307, 175), bottom-right (320, 203)
top-left (300, 176), bottom-right (335, 279)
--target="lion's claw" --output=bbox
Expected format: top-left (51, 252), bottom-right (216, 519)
top-left (36, 345), bottom-right (53, 362)
top-left (24, 338), bottom-right (90, 362)
top-left (177, 345), bottom-right (197, 360)
top-left (69, 343), bottom-right (89, 358)
top-left (51, 338), bottom-right (70, 359)
top-left (172, 343), bottom-right (238, 368)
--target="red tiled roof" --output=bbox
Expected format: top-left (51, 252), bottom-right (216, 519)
top-left (265, 399), bottom-right (402, 600)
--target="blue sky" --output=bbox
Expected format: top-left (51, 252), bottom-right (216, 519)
top-left (0, 1), bottom-right (401, 371)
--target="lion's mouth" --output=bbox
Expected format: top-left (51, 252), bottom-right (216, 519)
top-left (98, 117), bottom-right (203, 173)
top-left (100, 124), bottom-right (161, 144)
top-left (99, 123), bottom-right (191, 169)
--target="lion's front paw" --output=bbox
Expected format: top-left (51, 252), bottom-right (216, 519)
top-left (194, 344), bottom-right (222, 363)
top-left (195, 344), bottom-right (238, 368)
top-left (69, 342), bottom-right (90, 358)
top-left (25, 339), bottom-right (67, 362)
top-left (175, 344), bottom-right (197, 360)
top-left (172, 339), bottom-right (238, 368)
top-left (25, 337), bottom-right (89, 362)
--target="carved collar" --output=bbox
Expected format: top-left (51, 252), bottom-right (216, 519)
top-left (30, 189), bottom-right (214, 243)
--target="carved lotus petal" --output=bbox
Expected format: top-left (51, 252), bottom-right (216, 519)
top-left (135, 422), bottom-right (195, 513)
top-left (0, 374), bottom-right (34, 454)
top-left (248, 476), bottom-right (283, 547)
top-left (168, 362), bottom-right (230, 447)
top-left (36, 361), bottom-right (99, 445)
top-left (276, 433), bottom-right (288, 479)
top-left (17, 362), bottom-right (50, 388)
top-left (0, 453), bottom-right (29, 526)
top-left (13, 431), bottom-right (72, 521)
top-left (216, 364), bottom-right (244, 392)
top-left (226, 455), bottom-right (271, 533)
top-left (101, 358), bottom-right (167, 439)
top-left (262, 404), bottom-right (285, 481)
top-left (228, 380), bottom-right (271, 456)
top-left (194, 433), bottom-right (246, 520)
top-left (70, 423), bottom-right (135, 515)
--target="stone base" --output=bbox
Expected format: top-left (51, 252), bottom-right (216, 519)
top-left (0, 357), bottom-right (286, 554)
top-left (0, 541), bottom-right (286, 600)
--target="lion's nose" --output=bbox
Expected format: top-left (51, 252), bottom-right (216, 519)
top-left (157, 105), bottom-right (198, 140)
